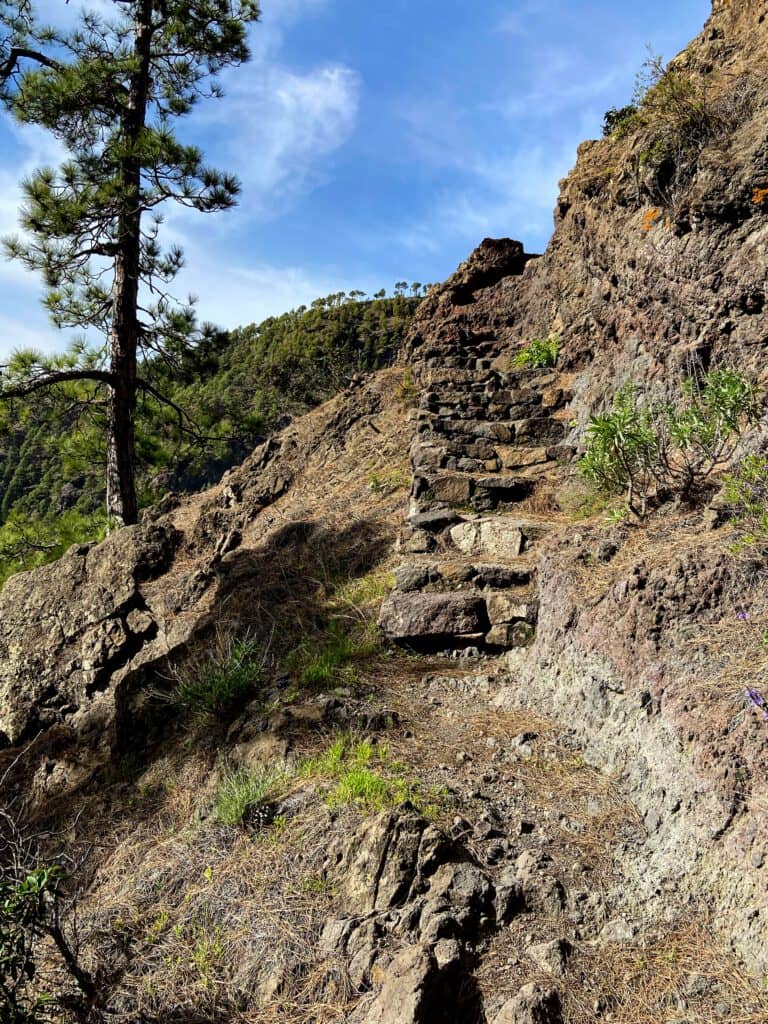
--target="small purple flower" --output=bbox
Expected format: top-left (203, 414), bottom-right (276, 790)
top-left (746, 687), bottom-right (766, 709)
top-left (737, 609), bottom-right (749, 621)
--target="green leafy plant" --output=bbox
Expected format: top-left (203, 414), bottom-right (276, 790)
top-left (511, 334), bottom-right (559, 370)
top-left (602, 103), bottom-right (639, 137)
top-left (723, 453), bottom-right (768, 556)
top-left (580, 370), bottom-right (762, 519)
top-left (173, 635), bottom-right (267, 719)
top-left (0, 812), bottom-right (94, 1021)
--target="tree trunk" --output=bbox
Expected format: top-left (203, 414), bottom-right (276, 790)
top-left (106, 310), bottom-right (138, 527)
top-left (105, 0), bottom-right (154, 528)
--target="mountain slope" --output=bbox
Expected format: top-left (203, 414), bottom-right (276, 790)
top-left (2, 2), bottom-right (768, 1021)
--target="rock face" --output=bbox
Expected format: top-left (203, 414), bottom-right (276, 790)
top-left (322, 809), bottom-right (495, 1022)
top-left (0, 370), bottom-right (404, 754)
top-left (0, 522), bottom-right (179, 746)
top-left (2, 2), bottom-right (768, 1018)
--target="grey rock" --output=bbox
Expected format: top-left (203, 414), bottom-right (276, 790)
top-left (526, 938), bottom-right (573, 977)
top-left (492, 983), bottom-right (563, 1024)
top-left (598, 918), bottom-right (638, 943)
top-left (486, 592), bottom-right (538, 625)
top-left (0, 521), bottom-right (179, 745)
top-left (407, 507), bottom-right (462, 531)
top-left (378, 592), bottom-right (489, 642)
top-left (450, 520), bottom-right (525, 559)
top-left (394, 564), bottom-right (440, 592)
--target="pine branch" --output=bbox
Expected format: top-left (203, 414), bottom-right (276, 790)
top-left (0, 45), bottom-right (61, 81)
top-left (0, 368), bottom-right (114, 397)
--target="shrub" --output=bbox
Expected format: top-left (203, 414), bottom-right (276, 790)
top-left (173, 635), bottom-right (266, 718)
top-left (723, 453), bottom-right (768, 555)
top-left (602, 104), bottom-right (638, 137)
top-left (605, 51), bottom-right (756, 212)
top-left (0, 811), bottom-right (94, 1020)
top-left (511, 334), bottom-right (559, 370)
top-left (580, 370), bottom-right (762, 519)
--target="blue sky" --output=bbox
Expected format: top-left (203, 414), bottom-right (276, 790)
top-left (0, 0), bottom-right (711, 357)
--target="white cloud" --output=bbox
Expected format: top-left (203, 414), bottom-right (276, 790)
top-left (495, 1), bottom-right (552, 37)
top-left (222, 63), bottom-right (360, 211)
top-left (390, 140), bottom-right (577, 257)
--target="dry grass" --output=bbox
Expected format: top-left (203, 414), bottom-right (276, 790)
top-left (565, 920), bottom-right (768, 1024)
top-left (479, 918), bottom-right (768, 1024)
top-left (78, 750), bottom-right (364, 1023)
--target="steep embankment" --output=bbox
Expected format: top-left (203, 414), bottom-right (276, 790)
top-left (2, 2), bottom-right (768, 1022)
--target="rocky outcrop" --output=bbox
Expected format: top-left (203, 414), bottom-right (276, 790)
top-left (0, 521), bottom-right (179, 746)
top-left (0, 370), bottom-right (407, 758)
top-left (319, 807), bottom-right (584, 1023)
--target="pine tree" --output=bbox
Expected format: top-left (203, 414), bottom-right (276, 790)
top-left (0, 0), bottom-right (260, 525)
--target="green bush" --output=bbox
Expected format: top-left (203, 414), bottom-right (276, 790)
top-left (511, 334), bottom-right (559, 370)
top-left (602, 104), bottom-right (638, 137)
top-left (580, 370), bottom-right (762, 519)
top-left (173, 636), bottom-right (266, 718)
top-left (723, 453), bottom-right (768, 555)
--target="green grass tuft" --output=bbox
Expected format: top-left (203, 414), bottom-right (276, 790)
top-left (173, 636), bottom-right (266, 719)
top-left (214, 763), bottom-right (290, 826)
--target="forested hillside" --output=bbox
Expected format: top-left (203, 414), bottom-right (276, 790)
top-left (0, 289), bottom-right (420, 583)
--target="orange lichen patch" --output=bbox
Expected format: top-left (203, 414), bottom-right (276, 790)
top-left (642, 207), bottom-right (662, 232)
top-left (752, 186), bottom-right (768, 205)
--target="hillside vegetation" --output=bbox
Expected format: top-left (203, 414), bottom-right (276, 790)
top-left (0, 290), bottom-right (419, 584)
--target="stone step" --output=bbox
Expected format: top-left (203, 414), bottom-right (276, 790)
top-left (379, 579), bottom-right (539, 652)
top-left (448, 516), bottom-right (550, 559)
top-left (443, 456), bottom-right (501, 473)
top-left (393, 558), bottom-right (536, 594)
top-left (413, 473), bottom-right (543, 510)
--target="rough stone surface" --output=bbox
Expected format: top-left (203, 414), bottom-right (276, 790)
top-left (378, 592), bottom-right (489, 642)
top-left (450, 521), bottom-right (525, 559)
top-left (492, 984), bottom-right (563, 1024)
top-left (0, 522), bottom-right (179, 745)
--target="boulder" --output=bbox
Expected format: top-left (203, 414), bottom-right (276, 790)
top-left (0, 522), bottom-right (180, 745)
top-left (526, 938), bottom-right (573, 977)
top-left (360, 945), bottom-right (441, 1024)
top-left (378, 592), bottom-right (489, 642)
top-left (486, 593), bottom-right (538, 625)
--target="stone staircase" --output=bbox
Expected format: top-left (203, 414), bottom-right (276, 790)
top-left (379, 318), bottom-right (574, 653)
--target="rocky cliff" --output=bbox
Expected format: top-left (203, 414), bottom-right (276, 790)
top-left (2, 2), bottom-right (768, 1022)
